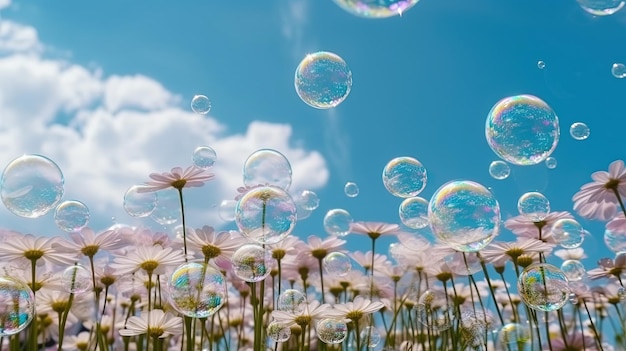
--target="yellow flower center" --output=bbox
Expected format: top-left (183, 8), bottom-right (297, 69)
top-left (202, 244), bottom-right (221, 260)
top-left (81, 245), bottom-right (99, 257)
top-left (604, 178), bottom-right (620, 191)
top-left (272, 249), bottom-right (286, 260)
top-left (294, 315), bottom-right (311, 327)
top-left (147, 326), bottom-right (165, 338)
top-left (311, 249), bottom-right (327, 259)
top-left (171, 179), bottom-right (187, 190)
top-left (346, 311), bottom-right (364, 321)
top-left (140, 260), bottom-right (159, 275)
top-left (24, 249), bottom-right (44, 261)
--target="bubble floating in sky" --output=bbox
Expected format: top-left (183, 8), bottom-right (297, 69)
top-left (168, 262), bottom-right (227, 318)
top-left (537, 60), bottom-right (546, 69)
top-left (295, 190), bottom-right (319, 211)
top-left (123, 185), bottom-right (157, 218)
top-left (569, 122), bottom-right (590, 140)
top-left (485, 95), bottom-right (559, 166)
top-left (577, 0), bottom-right (625, 16)
top-left (331, 0), bottom-right (420, 18)
top-left (612, 63), bottom-right (626, 78)
top-left (317, 318), bottom-right (348, 344)
top-left (192, 146), bottom-right (217, 169)
top-left (150, 189), bottom-right (180, 226)
top-left (517, 192), bottom-right (550, 221)
top-left (398, 196), bottom-right (429, 229)
top-left (344, 182), bottom-right (359, 197)
top-left (54, 200), bottom-right (90, 232)
top-left (545, 157), bottom-right (557, 169)
top-left (551, 218), bottom-right (585, 249)
top-left (517, 263), bottom-right (570, 312)
top-left (1, 154), bottom-right (64, 218)
top-left (243, 149), bottom-right (292, 190)
top-left (323, 252), bottom-right (352, 276)
top-left (488, 160), bottom-right (511, 180)
top-left (382, 156), bottom-right (428, 198)
top-left (294, 51), bottom-right (352, 109)
top-left (190, 94), bottom-right (212, 114)
top-left (428, 180), bottom-right (500, 252)
top-left (218, 200), bottom-right (237, 222)
top-left (0, 276), bottom-right (34, 336)
top-left (323, 208), bottom-right (353, 237)
top-left (61, 265), bottom-right (92, 294)
top-left (231, 244), bottom-right (273, 282)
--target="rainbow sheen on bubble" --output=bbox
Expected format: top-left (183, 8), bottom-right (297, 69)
top-left (323, 209), bottom-right (353, 237)
top-left (551, 218), bottom-right (585, 249)
top-left (382, 156), bottom-right (427, 198)
top-left (0, 276), bottom-right (35, 336)
top-left (428, 180), bottom-right (500, 252)
top-left (488, 160), bottom-right (511, 180)
top-left (123, 185), bottom-right (157, 218)
top-left (613, 63), bottom-right (626, 78)
top-left (577, 0), bottom-right (625, 15)
top-left (168, 262), bottom-right (227, 318)
top-left (295, 51), bottom-right (352, 109)
top-left (331, 0), bottom-right (420, 18)
top-left (485, 95), bottom-right (559, 165)
top-left (243, 149), bottom-right (292, 190)
top-left (517, 263), bottom-right (570, 312)
top-left (317, 318), bottom-right (348, 344)
top-left (61, 265), bottom-right (91, 294)
top-left (517, 192), bottom-right (550, 221)
top-left (231, 244), bottom-right (273, 282)
top-left (570, 122), bottom-right (590, 140)
top-left (191, 94), bottom-right (211, 114)
top-left (235, 186), bottom-right (296, 245)
top-left (398, 196), bottom-right (429, 229)
top-left (192, 146), bottom-right (217, 169)
top-left (54, 200), bottom-right (90, 232)
top-left (323, 252), bottom-right (352, 276)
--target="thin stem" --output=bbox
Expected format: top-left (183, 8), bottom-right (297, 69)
top-left (176, 188), bottom-right (189, 262)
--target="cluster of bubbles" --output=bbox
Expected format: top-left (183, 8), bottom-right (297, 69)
top-left (190, 94), bottom-right (212, 114)
top-left (331, 0), bottom-right (421, 18)
top-left (295, 52), bottom-right (352, 109)
top-left (168, 262), bottom-right (227, 318)
top-left (570, 122), bottom-right (590, 140)
top-left (613, 63), bottom-right (626, 78)
top-left (517, 263), bottom-right (571, 312)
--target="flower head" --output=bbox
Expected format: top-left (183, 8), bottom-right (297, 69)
top-left (331, 295), bottom-right (385, 322)
top-left (573, 160), bottom-right (626, 220)
top-left (137, 165), bottom-right (214, 192)
top-left (119, 309), bottom-right (183, 338)
top-left (350, 221), bottom-right (400, 240)
top-left (111, 245), bottom-right (185, 276)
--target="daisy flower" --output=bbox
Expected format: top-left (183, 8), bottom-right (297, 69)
top-left (186, 226), bottom-right (247, 262)
top-left (137, 165), bottom-right (215, 192)
top-left (479, 237), bottom-right (554, 266)
top-left (62, 331), bottom-right (91, 351)
top-left (504, 211), bottom-right (573, 242)
top-left (573, 160), bottom-right (626, 220)
top-left (53, 227), bottom-right (127, 258)
top-left (111, 245), bottom-right (185, 276)
top-left (331, 295), bottom-right (385, 322)
top-left (118, 308), bottom-right (183, 338)
top-left (296, 235), bottom-right (346, 260)
top-left (0, 233), bottom-right (78, 267)
top-left (350, 221), bottom-right (400, 240)
top-left (271, 300), bottom-right (334, 328)
top-left (607, 212), bottom-right (626, 233)
top-left (587, 253), bottom-right (626, 281)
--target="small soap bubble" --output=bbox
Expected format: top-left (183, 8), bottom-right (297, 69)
top-left (551, 218), bottom-right (585, 249)
top-left (344, 182), bottom-right (359, 197)
top-left (560, 260), bottom-right (586, 282)
top-left (317, 318), bottom-right (348, 344)
top-left (612, 63), bottom-right (626, 78)
top-left (191, 94), bottom-right (211, 114)
top-left (382, 156), bottom-right (428, 198)
top-left (331, 0), bottom-right (419, 18)
top-left (415, 290), bottom-right (453, 331)
top-left (604, 228), bottom-right (626, 253)
top-left (243, 149), bottom-right (292, 190)
top-left (54, 200), bottom-right (90, 232)
top-left (0, 277), bottom-right (35, 336)
top-left (488, 160), bottom-right (511, 180)
top-left (545, 157), bottom-right (557, 169)
top-left (61, 265), bottom-right (91, 294)
top-left (231, 244), bottom-right (273, 282)
top-left (323, 252), bottom-right (352, 276)
top-left (277, 289), bottom-right (307, 313)
top-left (517, 263), bottom-right (570, 312)
top-left (192, 146), bottom-right (217, 169)
top-left (570, 122), bottom-right (590, 140)
top-left (294, 190), bottom-right (319, 211)
top-left (150, 189), bottom-right (180, 226)
top-left (267, 321), bottom-right (291, 343)
top-left (123, 185), bottom-right (157, 218)
top-left (295, 51), bottom-right (352, 109)
top-left (168, 262), bottom-right (227, 318)
top-left (517, 192), bottom-right (550, 221)
top-left (360, 326), bottom-right (381, 348)
top-left (218, 200), bottom-right (237, 222)
top-left (577, 0), bottom-right (625, 16)
top-left (323, 209), bottom-right (353, 237)
top-left (398, 196), bottom-right (429, 229)
top-left (537, 60), bottom-right (546, 69)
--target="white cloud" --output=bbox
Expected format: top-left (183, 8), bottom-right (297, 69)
top-left (0, 0), bottom-right (11, 11)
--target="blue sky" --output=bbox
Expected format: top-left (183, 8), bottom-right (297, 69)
top-left (0, 0), bottom-right (625, 265)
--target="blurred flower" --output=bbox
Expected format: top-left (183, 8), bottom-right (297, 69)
top-left (297, 235), bottom-right (346, 260)
top-left (331, 295), bottom-right (385, 321)
top-left (350, 221), bottom-right (400, 240)
top-left (480, 237), bottom-right (554, 265)
top-left (271, 300), bottom-right (333, 327)
top-left (607, 213), bottom-right (626, 233)
top-left (53, 227), bottom-right (127, 258)
top-left (554, 247), bottom-right (587, 261)
top-left (573, 160), bottom-right (626, 220)
top-left (137, 165), bottom-right (214, 192)
top-left (587, 253), bottom-right (626, 281)
top-left (118, 308), bottom-right (183, 338)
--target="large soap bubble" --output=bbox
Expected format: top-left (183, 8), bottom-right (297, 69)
top-left (243, 149), bottom-right (292, 190)
top-left (54, 200), bottom-right (90, 233)
top-left (0, 276), bottom-right (35, 336)
top-left (382, 156), bottom-right (427, 198)
top-left (295, 51), bottom-right (352, 109)
top-left (332, 0), bottom-right (420, 18)
top-left (517, 263), bottom-right (570, 312)
top-left (168, 262), bottom-right (227, 318)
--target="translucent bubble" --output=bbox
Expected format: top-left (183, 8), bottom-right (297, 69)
top-left (577, 0), bottom-right (625, 16)
top-left (231, 244), bottom-right (273, 282)
top-left (485, 95), bottom-right (559, 166)
top-left (277, 289), bottom-right (307, 313)
top-left (360, 326), bottom-right (381, 348)
top-left (537, 60), bottom-right (546, 69)
top-left (569, 122), bottom-right (590, 140)
top-left (123, 185), bottom-right (157, 218)
top-left (488, 160), bottom-right (511, 180)
top-left (604, 229), bottom-right (626, 253)
top-left (61, 265), bottom-right (91, 294)
top-left (517, 263), bottom-right (570, 312)
top-left (382, 157), bottom-right (428, 198)
top-left (150, 189), bottom-right (180, 226)
top-left (294, 51), bottom-right (352, 109)
top-left (344, 182), bottom-right (359, 198)
top-left (612, 63), bottom-right (626, 78)
top-left (460, 310), bottom-right (499, 347)
top-left (428, 180), bottom-right (500, 252)
top-left (316, 318), bottom-right (348, 344)
top-left (323, 209), bottom-right (353, 237)
top-left (415, 290), bottom-right (453, 331)
top-left (545, 157), bottom-right (557, 169)
top-left (560, 260), bottom-right (586, 282)
top-left (217, 200), bottom-right (236, 222)
top-left (0, 276), bottom-right (35, 336)
top-left (294, 190), bottom-right (319, 211)
top-left (190, 94), bottom-right (211, 114)
top-left (323, 252), bottom-right (352, 276)
top-left (398, 196), bottom-right (429, 229)
top-left (267, 321), bottom-right (291, 343)
top-left (331, 0), bottom-right (420, 18)
top-left (235, 186), bottom-right (296, 245)
top-left (0, 154), bottom-right (64, 218)
top-left (517, 192), bottom-right (550, 221)
top-left (54, 200), bottom-right (90, 233)
top-left (498, 323), bottom-right (531, 349)
top-left (192, 146), bottom-right (217, 169)
top-left (551, 218), bottom-right (585, 249)
top-left (167, 262), bottom-right (227, 318)
top-left (243, 149), bottom-right (292, 190)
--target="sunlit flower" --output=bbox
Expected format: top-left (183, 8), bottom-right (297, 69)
top-left (111, 245), bottom-right (185, 276)
top-left (504, 211), bottom-right (573, 242)
top-left (137, 165), bottom-right (215, 192)
top-left (297, 235), bottom-right (346, 260)
top-left (0, 233), bottom-right (77, 267)
top-left (573, 160), bottom-right (626, 220)
top-left (119, 308), bottom-right (183, 338)
top-left (350, 221), bottom-right (400, 240)
top-left (271, 300), bottom-right (334, 328)
top-left (331, 295), bottom-right (385, 322)
top-left (479, 238), bottom-right (554, 265)
top-left (186, 226), bottom-right (247, 262)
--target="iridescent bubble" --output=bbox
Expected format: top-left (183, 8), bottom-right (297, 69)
top-left (415, 290), bottom-right (453, 331)
top-left (382, 157), bottom-right (428, 198)
top-left (551, 218), bottom-right (585, 249)
top-left (398, 196), bottom-right (429, 229)
top-left (0, 276), bottom-right (35, 336)
top-left (294, 190), bottom-right (319, 211)
top-left (123, 185), bottom-right (157, 218)
top-left (545, 157), bottom-right (557, 169)
top-left (168, 262), bottom-right (227, 318)
top-left (428, 180), bottom-right (500, 252)
top-left (316, 318), bottom-right (348, 344)
top-left (569, 122), bottom-right (590, 140)
top-left (498, 323), bottom-right (531, 349)
top-left (218, 200), bottom-right (236, 222)
top-left (190, 94), bottom-right (211, 114)
top-left (331, 0), bottom-right (420, 18)
top-left (344, 182), bottom-right (359, 198)
top-left (0, 154), bottom-right (64, 218)
top-left (277, 289), bottom-right (307, 313)
top-left (192, 146), bottom-right (217, 169)
top-left (323, 209), bottom-right (353, 237)
top-left (517, 192), bottom-right (550, 221)
top-left (485, 95), bottom-right (559, 165)
top-left (231, 244), bottom-right (273, 282)
top-left (323, 252), bottom-right (352, 276)
top-left (537, 60), bottom-right (546, 69)
top-left (61, 265), bottom-right (91, 294)
top-left (517, 263), bottom-right (570, 312)
top-left (612, 63), bottom-right (626, 78)
top-left (54, 200), bottom-right (90, 232)
top-left (294, 51), bottom-right (352, 109)
top-left (560, 260), bottom-right (586, 282)
top-left (360, 326), bottom-right (381, 348)
top-left (267, 321), bottom-right (291, 343)
top-left (235, 186), bottom-right (297, 245)
top-left (488, 160), bottom-right (511, 180)
top-left (150, 189), bottom-right (180, 226)
top-left (243, 149), bottom-right (292, 190)
top-left (604, 229), bottom-right (626, 253)
top-left (577, 0), bottom-right (625, 15)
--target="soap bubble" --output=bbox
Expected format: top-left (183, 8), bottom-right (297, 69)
top-left (192, 146), bottom-right (217, 169)
top-left (218, 200), bottom-right (236, 222)
top-left (382, 156), bottom-right (428, 198)
top-left (317, 318), bottom-right (348, 344)
top-left (344, 182), bottom-right (359, 197)
top-left (323, 209), bottom-right (353, 237)
top-left (277, 289), bottom-right (307, 313)
top-left (398, 196), bottom-right (429, 229)
top-left (415, 290), bottom-right (453, 331)
top-left (295, 51), bottom-right (352, 109)
top-left (488, 160), bottom-right (511, 180)
top-left (323, 252), bottom-right (352, 276)
top-left (604, 228), bottom-right (626, 253)
top-left (360, 326), bottom-right (381, 348)
top-left (517, 192), bottom-right (550, 221)
top-left (123, 185), bottom-right (157, 218)
top-left (150, 189), bottom-right (180, 226)
top-left (612, 63), bottom-right (626, 78)
top-left (537, 60), bottom-right (546, 69)
top-left (267, 321), bottom-right (291, 343)
top-left (331, 0), bottom-right (420, 18)
top-left (460, 310), bottom-right (499, 348)
top-left (551, 218), bottom-right (585, 249)
top-left (0, 276), bottom-right (35, 336)
top-left (235, 186), bottom-right (297, 245)
top-left (61, 265), bottom-right (91, 294)
top-left (545, 157), bottom-right (557, 169)
top-left (1, 154), bottom-right (64, 218)
top-left (168, 262), bottom-right (227, 318)
top-left (577, 0), bottom-right (625, 16)
top-left (517, 263), bottom-right (570, 312)
top-left (294, 190), bottom-right (319, 211)
top-left (54, 200), bottom-right (90, 232)
top-left (498, 323), bottom-right (531, 349)
top-left (560, 260), bottom-right (586, 282)
top-left (428, 180), bottom-right (500, 252)
top-left (243, 149), bottom-right (292, 190)
top-left (485, 95), bottom-right (559, 165)
top-left (570, 122), bottom-right (590, 140)
top-left (231, 244), bottom-right (273, 282)
top-left (191, 94), bottom-right (211, 114)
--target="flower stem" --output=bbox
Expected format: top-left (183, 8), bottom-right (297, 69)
top-left (177, 188), bottom-right (189, 262)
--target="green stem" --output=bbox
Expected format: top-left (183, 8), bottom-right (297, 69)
top-left (176, 188), bottom-right (189, 262)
